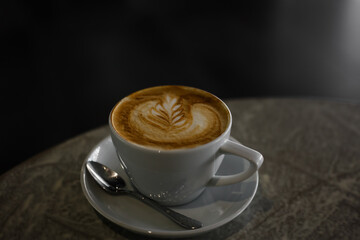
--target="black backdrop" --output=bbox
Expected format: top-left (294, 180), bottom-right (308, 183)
top-left (2, 1), bottom-right (360, 174)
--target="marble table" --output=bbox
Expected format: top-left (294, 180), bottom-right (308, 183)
top-left (1, 99), bottom-right (359, 239)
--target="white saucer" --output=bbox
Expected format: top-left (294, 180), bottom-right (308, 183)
top-left (80, 136), bottom-right (258, 238)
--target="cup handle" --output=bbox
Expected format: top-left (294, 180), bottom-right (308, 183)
top-left (207, 139), bottom-right (264, 186)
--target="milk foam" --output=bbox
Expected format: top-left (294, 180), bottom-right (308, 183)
top-left (111, 86), bottom-right (229, 150)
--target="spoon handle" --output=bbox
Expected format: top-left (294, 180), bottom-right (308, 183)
top-left (128, 191), bottom-right (203, 230)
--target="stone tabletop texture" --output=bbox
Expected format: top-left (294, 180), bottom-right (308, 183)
top-left (1, 98), bottom-right (359, 240)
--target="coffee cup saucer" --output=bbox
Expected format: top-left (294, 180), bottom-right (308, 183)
top-left (80, 136), bottom-right (259, 238)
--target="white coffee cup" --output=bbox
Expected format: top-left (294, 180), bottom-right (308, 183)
top-left (109, 87), bottom-right (263, 206)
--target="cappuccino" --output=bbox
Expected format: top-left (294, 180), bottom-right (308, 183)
top-left (110, 86), bottom-right (230, 150)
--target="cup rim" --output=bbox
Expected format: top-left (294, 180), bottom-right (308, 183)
top-left (108, 85), bottom-right (233, 153)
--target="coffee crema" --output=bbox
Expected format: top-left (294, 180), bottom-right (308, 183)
top-left (111, 86), bottom-right (230, 150)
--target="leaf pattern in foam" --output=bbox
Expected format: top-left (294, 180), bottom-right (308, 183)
top-left (150, 95), bottom-right (186, 128)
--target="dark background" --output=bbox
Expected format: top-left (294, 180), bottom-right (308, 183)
top-left (2, 1), bottom-right (360, 174)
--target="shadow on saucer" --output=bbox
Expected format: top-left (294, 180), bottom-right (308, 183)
top-left (179, 180), bottom-right (257, 209)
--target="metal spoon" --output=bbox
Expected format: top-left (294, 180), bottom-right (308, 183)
top-left (86, 161), bottom-right (203, 230)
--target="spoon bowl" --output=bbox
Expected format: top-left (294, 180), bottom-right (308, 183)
top-left (86, 161), bottom-right (203, 230)
top-left (86, 161), bottom-right (127, 193)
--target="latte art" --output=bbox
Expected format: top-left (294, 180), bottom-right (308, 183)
top-left (111, 86), bottom-right (230, 150)
top-left (148, 95), bottom-right (186, 129)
